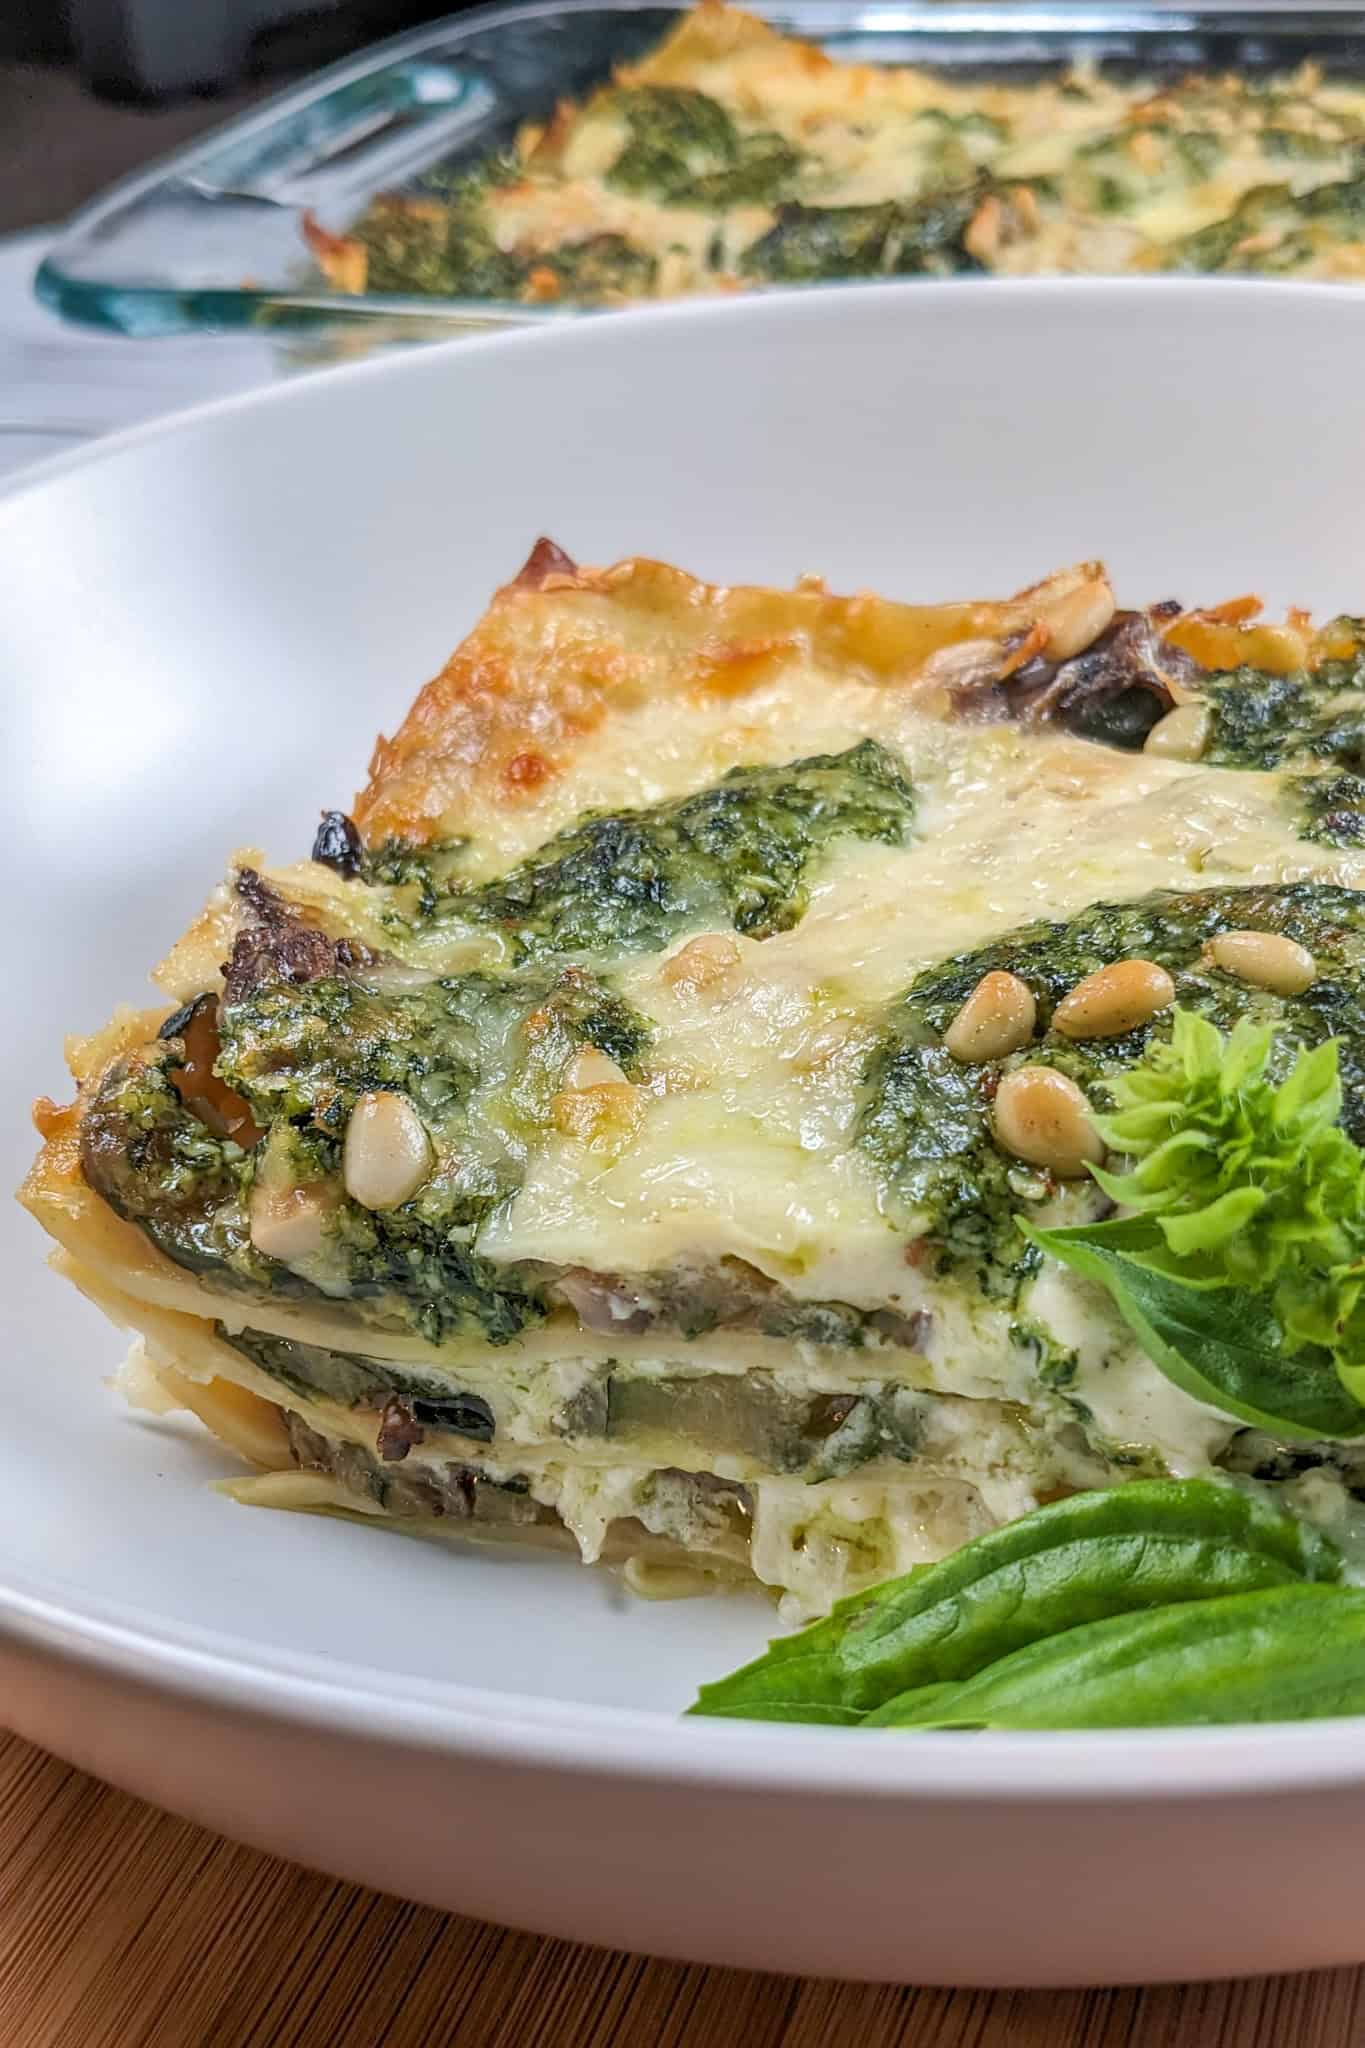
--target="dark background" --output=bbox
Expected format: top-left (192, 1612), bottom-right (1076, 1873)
top-left (0, 0), bottom-right (465, 234)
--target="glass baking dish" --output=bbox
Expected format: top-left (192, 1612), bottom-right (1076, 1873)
top-left (36, 0), bottom-right (1365, 340)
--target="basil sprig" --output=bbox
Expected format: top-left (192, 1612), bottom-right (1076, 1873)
top-left (688, 1480), bottom-right (1352, 1728)
top-left (1025, 1010), bottom-right (1365, 1438)
top-left (1021, 1218), bottom-right (1365, 1439)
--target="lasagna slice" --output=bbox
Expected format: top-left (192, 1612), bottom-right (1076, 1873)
top-left (24, 545), bottom-right (1365, 1618)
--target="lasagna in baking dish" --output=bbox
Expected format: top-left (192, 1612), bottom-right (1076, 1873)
top-left (305, 2), bottom-right (1365, 306)
top-left (24, 544), bottom-right (1365, 1618)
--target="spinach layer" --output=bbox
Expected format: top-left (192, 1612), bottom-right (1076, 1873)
top-left (603, 85), bottom-right (802, 208)
top-left (83, 742), bottom-right (916, 1346)
top-left (83, 963), bottom-right (652, 1346)
top-left (856, 883), bottom-right (1365, 1298)
top-left (352, 159), bottom-right (528, 301)
top-left (740, 190), bottom-right (982, 283)
top-left (1292, 770), bottom-right (1365, 848)
top-left (85, 945), bottom-right (915, 1352)
top-left (1169, 173), bottom-right (1365, 275)
top-left (1203, 638), bottom-right (1365, 771)
top-left (358, 739), bottom-right (917, 960)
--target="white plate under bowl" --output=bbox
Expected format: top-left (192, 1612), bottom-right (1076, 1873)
top-left (5, 280), bottom-right (1365, 1986)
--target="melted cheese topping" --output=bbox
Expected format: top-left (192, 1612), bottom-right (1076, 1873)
top-left (318, 4), bottom-right (1365, 304)
top-left (462, 689), bottom-right (1365, 1298)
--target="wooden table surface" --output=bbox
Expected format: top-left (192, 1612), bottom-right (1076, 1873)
top-left (1, 1729), bottom-right (1361, 2048)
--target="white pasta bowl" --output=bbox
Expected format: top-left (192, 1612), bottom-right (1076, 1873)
top-left (5, 279), bottom-right (1365, 1985)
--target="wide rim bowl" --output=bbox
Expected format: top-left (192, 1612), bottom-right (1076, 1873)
top-left (7, 276), bottom-right (1365, 1818)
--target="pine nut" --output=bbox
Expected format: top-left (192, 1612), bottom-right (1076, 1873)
top-left (563, 1047), bottom-right (629, 1090)
top-left (992, 1067), bottom-right (1104, 1178)
top-left (552, 1045), bottom-right (642, 1144)
top-left (1053, 959), bottom-right (1175, 1041)
top-left (662, 932), bottom-right (742, 997)
top-left (1144, 702), bottom-right (1210, 761)
top-left (249, 1182), bottom-right (331, 1263)
top-left (944, 971), bottom-right (1037, 1063)
top-left (1039, 578), bottom-right (1116, 662)
top-left (1207, 930), bottom-right (1317, 995)
top-left (343, 1090), bottom-right (432, 1211)
top-left (553, 1082), bottom-right (641, 1141)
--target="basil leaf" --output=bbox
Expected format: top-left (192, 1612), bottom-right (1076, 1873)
top-left (695, 1695), bottom-right (865, 1727)
top-left (686, 1579), bottom-right (901, 1719)
top-left (686, 1647), bottom-right (850, 1721)
top-left (1024, 1218), bottom-right (1365, 1440)
top-left (687, 1478), bottom-right (1341, 1722)
top-left (866, 1584), bottom-right (1365, 1729)
top-left (834, 1476), bottom-right (1337, 1709)
top-left (858, 1682), bottom-right (961, 1726)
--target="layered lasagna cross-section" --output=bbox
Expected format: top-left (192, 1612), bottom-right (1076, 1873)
top-left (25, 544), bottom-right (1365, 1617)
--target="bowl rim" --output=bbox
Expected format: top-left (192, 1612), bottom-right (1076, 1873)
top-left (12, 274), bottom-right (1365, 1802)
top-left (9, 268), bottom-right (1365, 508)
top-left (8, 1556), bottom-right (1365, 1800)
